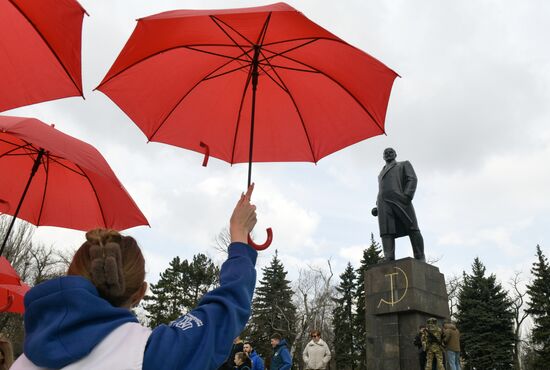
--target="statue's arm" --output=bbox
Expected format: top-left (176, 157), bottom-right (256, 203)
top-left (403, 161), bottom-right (418, 199)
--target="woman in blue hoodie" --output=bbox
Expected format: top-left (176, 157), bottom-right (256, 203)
top-left (12, 185), bottom-right (259, 370)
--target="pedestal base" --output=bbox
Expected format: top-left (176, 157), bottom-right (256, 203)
top-left (365, 258), bottom-right (449, 370)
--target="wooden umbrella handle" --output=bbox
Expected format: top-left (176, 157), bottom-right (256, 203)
top-left (248, 228), bottom-right (273, 250)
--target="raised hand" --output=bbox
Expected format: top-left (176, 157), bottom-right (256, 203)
top-left (230, 183), bottom-right (257, 244)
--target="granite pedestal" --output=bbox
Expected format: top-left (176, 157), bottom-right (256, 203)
top-left (365, 258), bottom-right (449, 370)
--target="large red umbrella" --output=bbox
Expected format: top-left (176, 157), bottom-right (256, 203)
top-left (0, 0), bottom-right (87, 112)
top-left (97, 2), bottom-right (398, 248)
top-left (0, 115), bottom-right (149, 255)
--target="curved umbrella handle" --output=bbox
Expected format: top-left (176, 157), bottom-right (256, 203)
top-left (248, 228), bottom-right (273, 250)
top-left (0, 294), bottom-right (14, 312)
top-left (199, 141), bottom-right (210, 167)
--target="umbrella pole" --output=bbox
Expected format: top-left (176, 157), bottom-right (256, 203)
top-left (0, 149), bottom-right (45, 257)
top-left (247, 45), bottom-right (261, 188)
top-left (245, 45), bottom-right (273, 251)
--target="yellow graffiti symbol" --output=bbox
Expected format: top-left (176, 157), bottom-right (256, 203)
top-left (377, 267), bottom-right (409, 308)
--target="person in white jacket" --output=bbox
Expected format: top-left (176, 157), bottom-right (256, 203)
top-left (302, 330), bottom-right (331, 370)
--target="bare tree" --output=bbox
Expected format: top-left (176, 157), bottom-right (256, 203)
top-left (509, 271), bottom-right (529, 370)
top-left (212, 227), bottom-right (231, 255)
top-left (292, 260), bottom-right (336, 369)
top-left (446, 274), bottom-right (462, 319)
top-left (0, 216), bottom-right (71, 354)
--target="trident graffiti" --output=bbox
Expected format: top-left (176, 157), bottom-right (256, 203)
top-left (377, 267), bottom-right (409, 308)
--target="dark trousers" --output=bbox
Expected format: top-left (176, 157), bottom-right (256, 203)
top-left (419, 351), bottom-right (427, 370)
top-left (382, 231), bottom-right (425, 261)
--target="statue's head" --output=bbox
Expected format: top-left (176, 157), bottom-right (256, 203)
top-left (383, 147), bottom-right (396, 162)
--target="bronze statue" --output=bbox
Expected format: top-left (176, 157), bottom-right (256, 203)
top-left (372, 148), bottom-right (425, 261)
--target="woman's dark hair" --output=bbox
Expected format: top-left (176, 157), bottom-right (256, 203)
top-left (67, 229), bottom-right (145, 307)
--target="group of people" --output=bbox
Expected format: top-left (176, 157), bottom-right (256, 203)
top-left (215, 336), bottom-right (264, 370)
top-left (217, 330), bottom-right (331, 370)
top-left (414, 318), bottom-right (462, 370)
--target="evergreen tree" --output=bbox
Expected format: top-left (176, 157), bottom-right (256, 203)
top-left (525, 245), bottom-right (550, 367)
top-left (456, 257), bottom-right (514, 370)
top-left (333, 262), bottom-right (358, 370)
top-left (185, 253), bottom-right (220, 307)
top-left (246, 251), bottom-right (296, 361)
top-left (355, 234), bottom-right (382, 369)
top-left (144, 254), bottom-right (219, 327)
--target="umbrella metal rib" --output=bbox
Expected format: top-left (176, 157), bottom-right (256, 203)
top-left (0, 141), bottom-right (93, 256)
top-left (0, 148), bottom-right (44, 256)
top-left (74, 163), bottom-right (109, 228)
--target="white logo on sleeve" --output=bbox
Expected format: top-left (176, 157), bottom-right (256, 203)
top-left (170, 313), bottom-right (204, 331)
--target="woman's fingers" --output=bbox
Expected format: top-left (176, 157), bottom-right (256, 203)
top-left (244, 183), bottom-right (254, 202)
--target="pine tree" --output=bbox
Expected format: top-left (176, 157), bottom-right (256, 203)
top-left (355, 234), bottom-right (382, 369)
top-left (456, 257), bottom-right (514, 370)
top-left (246, 251), bottom-right (296, 361)
top-left (525, 245), bottom-right (550, 367)
top-left (143, 254), bottom-right (219, 327)
top-left (333, 262), bottom-right (358, 370)
top-left (185, 253), bottom-right (220, 307)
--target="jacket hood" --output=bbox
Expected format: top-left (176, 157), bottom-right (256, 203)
top-left (275, 339), bottom-right (289, 350)
top-left (23, 276), bottom-right (138, 368)
top-left (445, 323), bottom-right (457, 330)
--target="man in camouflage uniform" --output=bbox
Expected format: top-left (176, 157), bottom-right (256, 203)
top-left (422, 317), bottom-right (444, 370)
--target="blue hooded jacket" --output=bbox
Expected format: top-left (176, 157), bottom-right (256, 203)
top-left (22, 242), bottom-right (257, 370)
top-left (270, 339), bottom-right (292, 370)
top-left (249, 349), bottom-right (265, 370)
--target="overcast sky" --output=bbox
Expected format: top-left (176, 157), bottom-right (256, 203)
top-left (5, 0), bottom-right (550, 289)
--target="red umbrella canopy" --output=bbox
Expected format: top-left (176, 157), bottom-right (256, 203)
top-left (0, 283), bottom-right (30, 314)
top-left (97, 2), bottom-right (398, 165)
top-left (0, 256), bottom-right (21, 285)
top-left (0, 256), bottom-right (28, 313)
top-left (0, 115), bottom-right (149, 232)
top-left (0, 0), bottom-right (86, 112)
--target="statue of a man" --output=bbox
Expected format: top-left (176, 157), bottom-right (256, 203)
top-left (372, 148), bottom-right (425, 262)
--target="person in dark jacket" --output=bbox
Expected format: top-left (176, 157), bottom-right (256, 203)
top-left (11, 185), bottom-right (259, 370)
top-left (443, 320), bottom-right (461, 370)
top-left (234, 351), bottom-right (252, 370)
top-left (270, 333), bottom-right (292, 370)
top-left (244, 341), bottom-right (264, 370)
top-left (218, 336), bottom-right (244, 370)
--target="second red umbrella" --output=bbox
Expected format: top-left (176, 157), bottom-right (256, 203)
top-left (0, 115), bottom-right (149, 255)
top-left (0, 0), bottom-right (87, 112)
